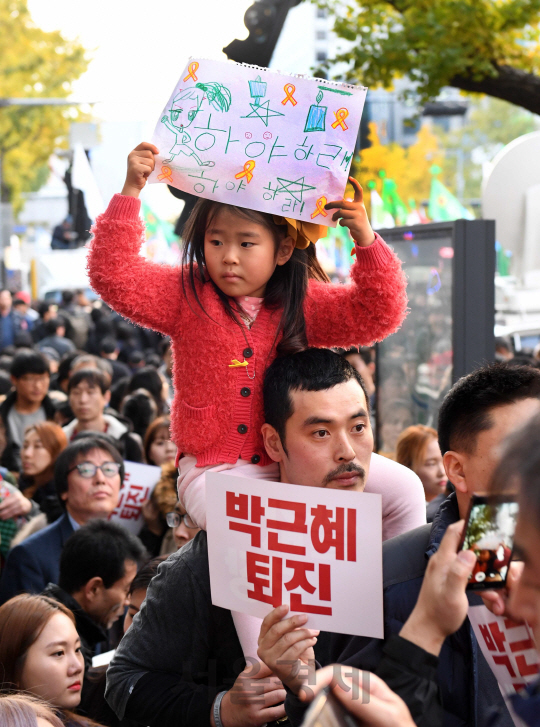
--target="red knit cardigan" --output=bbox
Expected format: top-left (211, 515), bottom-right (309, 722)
top-left (88, 194), bottom-right (408, 467)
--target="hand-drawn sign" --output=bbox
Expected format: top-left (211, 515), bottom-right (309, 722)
top-left (149, 58), bottom-right (367, 226)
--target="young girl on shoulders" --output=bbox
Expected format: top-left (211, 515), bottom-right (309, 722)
top-left (88, 142), bottom-right (409, 529)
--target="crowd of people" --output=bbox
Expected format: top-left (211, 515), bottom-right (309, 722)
top-left (0, 140), bottom-right (539, 727)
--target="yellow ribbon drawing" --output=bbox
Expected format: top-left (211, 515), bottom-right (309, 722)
top-left (228, 359), bottom-right (249, 368)
top-left (311, 196), bottom-right (328, 219)
top-left (331, 108), bottom-right (349, 130)
top-left (235, 160), bottom-right (256, 184)
top-left (157, 166), bottom-right (173, 182)
top-left (281, 84), bottom-right (298, 106)
top-left (183, 62), bottom-right (199, 82)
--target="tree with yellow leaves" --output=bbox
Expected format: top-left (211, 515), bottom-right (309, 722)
top-left (353, 122), bottom-right (443, 218)
top-left (0, 0), bottom-right (88, 212)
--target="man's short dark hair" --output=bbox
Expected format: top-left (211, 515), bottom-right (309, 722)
top-left (263, 348), bottom-right (369, 451)
top-left (100, 337), bottom-right (117, 355)
top-left (38, 301), bottom-right (53, 319)
top-left (0, 370), bottom-right (12, 396)
top-left (45, 318), bottom-right (63, 336)
top-left (68, 367), bottom-right (109, 395)
top-left (59, 520), bottom-right (145, 594)
top-left (438, 363), bottom-right (540, 455)
top-left (10, 350), bottom-right (50, 379)
top-left (54, 436), bottom-right (124, 506)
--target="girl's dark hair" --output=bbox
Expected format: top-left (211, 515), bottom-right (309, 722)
top-left (181, 200), bottom-right (330, 356)
top-left (128, 367), bottom-right (165, 415)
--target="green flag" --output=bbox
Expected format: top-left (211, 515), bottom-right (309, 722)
top-left (142, 201), bottom-right (178, 245)
top-left (428, 177), bottom-right (474, 221)
top-left (381, 176), bottom-right (409, 226)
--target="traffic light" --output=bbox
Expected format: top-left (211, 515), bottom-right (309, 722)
top-left (223, 0), bottom-right (303, 68)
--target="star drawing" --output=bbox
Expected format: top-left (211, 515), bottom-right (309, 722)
top-left (275, 177), bottom-right (316, 203)
top-left (242, 100), bottom-right (284, 127)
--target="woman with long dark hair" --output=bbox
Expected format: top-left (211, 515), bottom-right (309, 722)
top-left (0, 594), bottom-right (103, 727)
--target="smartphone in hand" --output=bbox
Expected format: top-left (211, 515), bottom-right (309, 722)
top-left (459, 494), bottom-right (518, 591)
top-left (302, 686), bottom-right (359, 727)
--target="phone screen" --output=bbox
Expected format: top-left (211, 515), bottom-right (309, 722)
top-left (461, 496), bottom-right (519, 590)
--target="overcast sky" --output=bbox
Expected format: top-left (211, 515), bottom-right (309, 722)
top-left (28, 0), bottom-right (253, 123)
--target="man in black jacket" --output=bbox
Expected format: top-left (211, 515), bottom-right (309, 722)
top-left (277, 364), bottom-right (540, 727)
top-left (105, 350), bottom-right (474, 727)
top-left (0, 350), bottom-right (55, 471)
top-left (43, 520), bottom-right (145, 669)
top-left (0, 436), bottom-right (124, 603)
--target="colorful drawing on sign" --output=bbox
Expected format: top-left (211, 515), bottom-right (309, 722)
top-left (248, 75), bottom-right (266, 106)
top-left (282, 83), bottom-right (297, 106)
top-left (331, 108), bottom-right (349, 130)
top-left (160, 81), bottom-right (232, 166)
top-left (311, 196), bottom-right (328, 219)
top-left (242, 75), bottom-right (285, 126)
top-left (235, 160), bottom-right (256, 183)
top-left (305, 89), bottom-right (327, 132)
top-left (149, 58), bottom-right (367, 225)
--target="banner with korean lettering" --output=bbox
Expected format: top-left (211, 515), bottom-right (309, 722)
top-left (206, 472), bottom-right (383, 638)
top-left (469, 605), bottom-right (540, 727)
top-left (148, 58), bottom-right (367, 226)
top-left (108, 461), bottom-right (161, 536)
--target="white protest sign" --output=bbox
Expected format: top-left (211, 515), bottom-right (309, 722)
top-left (149, 58), bottom-right (367, 226)
top-left (469, 605), bottom-right (540, 726)
top-left (108, 461), bottom-right (161, 535)
top-left (206, 472), bottom-right (383, 638)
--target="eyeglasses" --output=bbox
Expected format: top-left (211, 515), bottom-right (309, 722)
top-left (68, 462), bottom-right (121, 479)
top-left (166, 511), bottom-right (198, 529)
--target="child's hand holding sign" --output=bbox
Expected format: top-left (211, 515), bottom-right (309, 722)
top-left (325, 176), bottom-right (375, 247)
top-left (122, 142), bottom-right (159, 198)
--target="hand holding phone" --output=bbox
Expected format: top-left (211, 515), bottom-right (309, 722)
top-left (459, 494), bottom-right (518, 591)
top-left (300, 665), bottom-right (415, 727)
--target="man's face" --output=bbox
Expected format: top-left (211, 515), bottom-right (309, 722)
top-left (69, 380), bottom-right (109, 423)
top-left (13, 373), bottom-right (50, 405)
top-left (444, 398), bottom-right (540, 519)
top-left (509, 514), bottom-right (540, 646)
top-left (62, 448), bottom-right (121, 524)
top-left (262, 379), bottom-right (373, 491)
top-left (88, 559), bottom-right (138, 629)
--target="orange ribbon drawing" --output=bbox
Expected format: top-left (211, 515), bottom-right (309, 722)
top-left (311, 196), bottom-right (328, 219)
top-left (281, 83), bottom-right (298, 106)
top-left (183, 61), bottom-right (199, 82)
top-left (235, 160), bottom-right (256, 184)
top-left (331, 107), bottom-right (349, 130)
top-left (157, 166), bottom-right (173, 182)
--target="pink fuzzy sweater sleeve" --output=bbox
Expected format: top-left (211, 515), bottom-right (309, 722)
top-left (87, 195), bottom-right (183, 337)
top-left (305, 234), bottom-right (408, 348)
